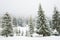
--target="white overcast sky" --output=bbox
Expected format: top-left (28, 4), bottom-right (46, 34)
top-left (0, 0), bottom-right (60, 18)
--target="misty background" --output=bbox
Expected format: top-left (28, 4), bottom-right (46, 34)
top-left (0, 0), bottom-right (60, 18)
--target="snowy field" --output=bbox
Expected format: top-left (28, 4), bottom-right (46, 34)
top-left (0, 36), bottom-right (60, 40)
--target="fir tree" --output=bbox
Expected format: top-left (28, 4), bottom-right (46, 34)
top-left (29, 16), bottom-right (34, 37)
top-left (52, 7), bottom-right (60, 34)
top-left (52, 7), bottom-right (59, 29)
top-left (13, 17), bottom-right (17, 27)
top-left (1, 12), bottom-right (13, 37)
top-left (57, 16), bottom-right (60, 34)
top-left (36, 5), bottom-right (50, 36)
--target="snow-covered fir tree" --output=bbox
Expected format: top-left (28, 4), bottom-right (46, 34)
top-left (29, 16), bottom-right (34, 37)
top-left (13, 17), bottom-right (17, 27)
top-left (57, 16), bottom-right (60, 35)
top-left (52, 7), bottom-right (60, 35)
top-left (1, 12), bottom-right (13, 37)
top-left (36, 4), bottom-right (51, 36)
top-left (52, 7), bottom-right (59, 29)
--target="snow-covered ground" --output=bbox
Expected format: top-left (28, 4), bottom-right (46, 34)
top-left (0, 25), bottom-right (60, 40)
top-left (13, 25), bottom-right (30, 36)
top-left (0, 36), bottom-right (60, 40)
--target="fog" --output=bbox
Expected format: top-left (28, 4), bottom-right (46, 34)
top-left (0, 0), bottom-right (60, 18)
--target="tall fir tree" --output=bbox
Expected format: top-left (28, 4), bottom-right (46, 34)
top-left (52, 7), bottom-right (59, 29)
top-left (1, 12), bottom-right (13, 37)
top-left (52, 7), bottom-right (60, 34)
top-left (36, 4), bottom-right (50, 36)
top-left (29, 16), bottom-right (34, 37)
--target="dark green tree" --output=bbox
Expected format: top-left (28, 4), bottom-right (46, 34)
top-left (52, 7), bottom-right (59, 29)
top-left (52, 7), bottom-right (60, 34)
top-left (29, 16), bottom-right (34, 37)
top-left (36, 5), bottom-right (50, 36)
top-left (57, 17), bottom-right (60, 34)
top-left (1, 12), bottom-right (13, 37)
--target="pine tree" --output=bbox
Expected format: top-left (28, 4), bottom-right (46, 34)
top-left (52, 7), bottom-right (59, 29)
top-left (1, 12), bottom-right (13, 37)
top-left (13, 17), bottom-right (17, 27)
top-left (57, 16), bottom-right (60, 34)
top-left (36, 5), bottom-right (50, 36)
top-left (29, 16), bottom-right (34, 37)
top-left (52, 7), bottom-right (60, 35)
